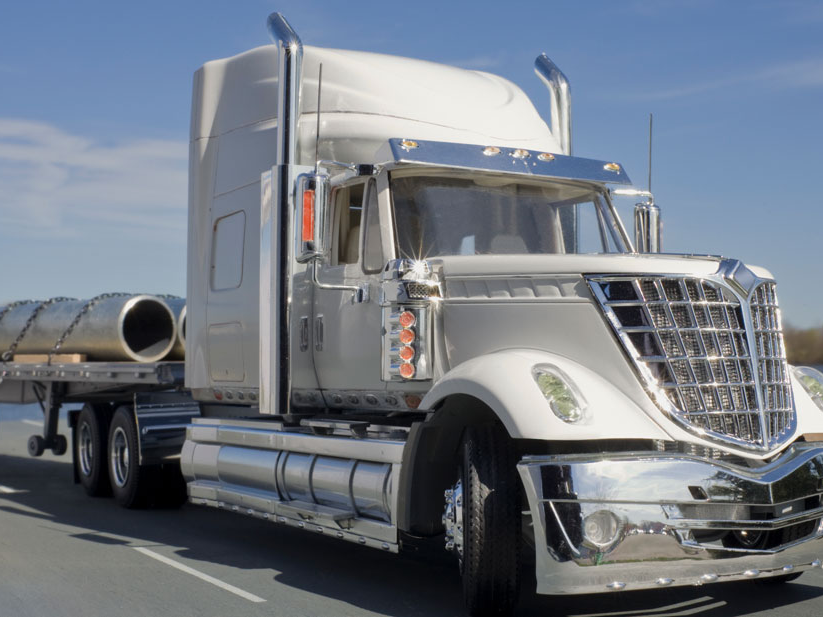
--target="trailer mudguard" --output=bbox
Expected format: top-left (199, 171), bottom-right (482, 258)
top-left (419, 349), bottom-right (671, 442)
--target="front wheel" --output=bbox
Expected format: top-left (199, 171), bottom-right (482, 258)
top-left (445, 425), bottom-right (521, 617)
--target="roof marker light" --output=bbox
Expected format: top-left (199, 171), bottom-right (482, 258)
top-left (483, 146), bottom-right (501, 156)
top-left (604, 162), bottom-right (621, 172)
top-left (511, 149), bottom-right (530, 159)
top-left (538, 152), bottom-right (555, 162)
top-left (400, 139), bottom-right (419, 150)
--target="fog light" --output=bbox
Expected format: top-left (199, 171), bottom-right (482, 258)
top-left (583, 510), bottom-right (620, 549)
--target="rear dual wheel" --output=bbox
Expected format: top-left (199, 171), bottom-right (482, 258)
top-left (74, 404), bottom-right (111, 496)
top-left (108, 406), bottom-right (187, 509)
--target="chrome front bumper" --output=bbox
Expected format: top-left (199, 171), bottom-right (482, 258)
top-left (517, 443), bottom-right (823, 595)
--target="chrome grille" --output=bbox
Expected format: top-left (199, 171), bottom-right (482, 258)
top-left (589, 275), bottom-right (795, 451)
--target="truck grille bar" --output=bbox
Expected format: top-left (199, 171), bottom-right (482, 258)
top-left (588, 275), bottom-right (794, 451)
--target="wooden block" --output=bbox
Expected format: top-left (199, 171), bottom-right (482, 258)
top-left (12, 353), bottom-right (87, 363)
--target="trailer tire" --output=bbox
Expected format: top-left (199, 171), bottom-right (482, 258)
top-left (459, 424), bottom-right (521, 617)
top-left (108, 406), bottom-right (152, 508)
top-left (75, 404), bottom-right (111, 496)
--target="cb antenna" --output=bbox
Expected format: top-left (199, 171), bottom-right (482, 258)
top-left (314, 63), bottom-right (323, 174)
top-left (647, 113), bottom-right (653, 193)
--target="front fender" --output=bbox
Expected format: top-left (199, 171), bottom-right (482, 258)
top-left (420, 349), bottom-right (670, 441)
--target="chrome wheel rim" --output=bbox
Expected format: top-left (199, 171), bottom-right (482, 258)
top-left (110, 427), bottom-right (129, 488)
top-left (443, 478), bottom-right (464, 561)
top-left (78, 421), bottom-right (94, 477)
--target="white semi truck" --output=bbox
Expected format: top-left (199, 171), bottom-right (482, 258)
top-left (3, 12), bottom-right (823, 616)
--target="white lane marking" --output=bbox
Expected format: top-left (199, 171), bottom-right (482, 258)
top-left (133, 547), bottom-right (266, 603)
top-left (0, 485), bottom-right (24, 494)
top-left (21, 420), bottom-right (42, 427)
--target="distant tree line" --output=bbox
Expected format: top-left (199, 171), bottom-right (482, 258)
top-left (784, 325), bottom-right (823, 365)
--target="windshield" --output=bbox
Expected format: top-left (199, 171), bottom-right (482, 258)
top-left (390, 172), bottom-right (629, 260)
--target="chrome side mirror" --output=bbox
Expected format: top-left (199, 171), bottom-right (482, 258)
top-left (295, 172), bottom-right (330, 263)
top-left (634, 199), bottom-right (661, 253)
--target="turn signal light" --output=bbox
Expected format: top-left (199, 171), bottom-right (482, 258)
top-left (399, 346), bottom-right (415, 361)
top-left (399, 329), bottom-right (415, 345)
top-left (399, 363), bottom-right (415, 379)
top-left (302, 189), bottom-right (315, 243)
top-left (399, 311), bottom-right (416, 328)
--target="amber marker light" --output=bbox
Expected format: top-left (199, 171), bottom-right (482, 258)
top-left (604, 163), bottom-right (621, 172)
top-left (398, 311), bottom-right (416, 328)
top-left (302, 189), bottom-right (315, 242)
top-left (483, 146), bottom-right (501, 156)
top-left (400, 139), bottom-right (419, 150)
top-left (399, 346), bottom-right (415, 361)
top-left (399, 329), bottom-right (415, 345)
top-left (537, 152), bottom-right (555, 162)
top-left (399, 363), bottom-right (415, 379)
top-left (511, 149), bottom-right (530, 159)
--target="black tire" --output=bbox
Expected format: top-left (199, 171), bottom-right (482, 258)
top-left (27, 435), bottom-right (45, 457)
top-left (108, 406), bottom-right (152, 508)
top-left (75, 404), bottom-right (111, 496)
top-left (52, 434), bottom-right (68, 456)
top-left (460, 425), bottom-right (521, 617)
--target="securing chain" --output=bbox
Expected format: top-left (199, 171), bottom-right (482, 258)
top-left (0, 299), bottom-right (39, 325)
top-left (1, 297), bottom-right (77, 362)
top-left (48, 292), bottom-right (132, 364)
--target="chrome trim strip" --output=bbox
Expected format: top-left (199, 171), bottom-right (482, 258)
top-left (382, 139), bottom-right (632, 185)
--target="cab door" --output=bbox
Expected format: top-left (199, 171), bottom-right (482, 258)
top-left (311, 178), bottom-right (386, 395)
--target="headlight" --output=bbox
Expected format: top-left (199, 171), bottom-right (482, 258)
top-left (532, 364), bottom-right (587, 423)
top-left (794, 366), bottom-right (823, 411)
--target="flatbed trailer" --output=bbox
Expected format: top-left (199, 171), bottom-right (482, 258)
top-left (0, 361), bottom-right (193, 477)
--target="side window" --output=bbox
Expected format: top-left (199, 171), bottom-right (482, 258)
top-left (362, 181), bottom-right (384, 274)
top-left (332, 183), bottom-right (364, 265)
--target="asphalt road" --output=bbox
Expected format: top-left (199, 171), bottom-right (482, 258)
top-left (1, 412), bottom-right (823, 617)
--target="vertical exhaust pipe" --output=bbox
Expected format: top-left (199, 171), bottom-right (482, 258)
top-left (534, 54), bottom-right (572, 156)
top-left (260, 13), bottom-right (303, 414)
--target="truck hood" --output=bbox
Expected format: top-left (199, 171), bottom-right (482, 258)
top-left (431, 252), bottom-right (778, 452)
top-left (433, 253), bottom-right (774, 280)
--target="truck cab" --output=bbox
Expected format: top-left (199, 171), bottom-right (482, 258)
top-left (125, 13), bottom-right (823, 617)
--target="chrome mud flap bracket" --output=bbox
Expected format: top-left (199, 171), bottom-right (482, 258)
top-left (517, 444), bottom-right (823, 595)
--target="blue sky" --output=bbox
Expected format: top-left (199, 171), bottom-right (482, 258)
top-left (1, 1), bottom-right (821, 326)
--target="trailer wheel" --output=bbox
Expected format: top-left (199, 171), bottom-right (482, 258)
top-left (451, 425), bottom-right (521, 617)
top-left (108, 406), bottom-right (152, 508)
top-left (75, 404), bottom-right (111, 496)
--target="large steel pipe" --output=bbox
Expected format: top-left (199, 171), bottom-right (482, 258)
top-left (166, 299), bottom-right (186, 359)
top-left (0, 295), bottom-right (176, 362)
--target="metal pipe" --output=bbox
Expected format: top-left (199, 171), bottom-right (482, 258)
top-left (261, 13), bottom-right (303, 414)
top-left (166, 299), bottom-right (186, 359)
top-left (0, 295), bottom-right (176, 363)
top-left (534, 54), bottom-right (572, 156)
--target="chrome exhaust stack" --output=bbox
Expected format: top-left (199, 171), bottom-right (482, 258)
top-left (534, 54), bottom-right (572, 156)
top-left (260, 13), bottom-right (303, 415)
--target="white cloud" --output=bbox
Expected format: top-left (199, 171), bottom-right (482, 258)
top-left (0, 119), bottom-right (187, 239)
top-left (633, 56), bottom-right (823, 101)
